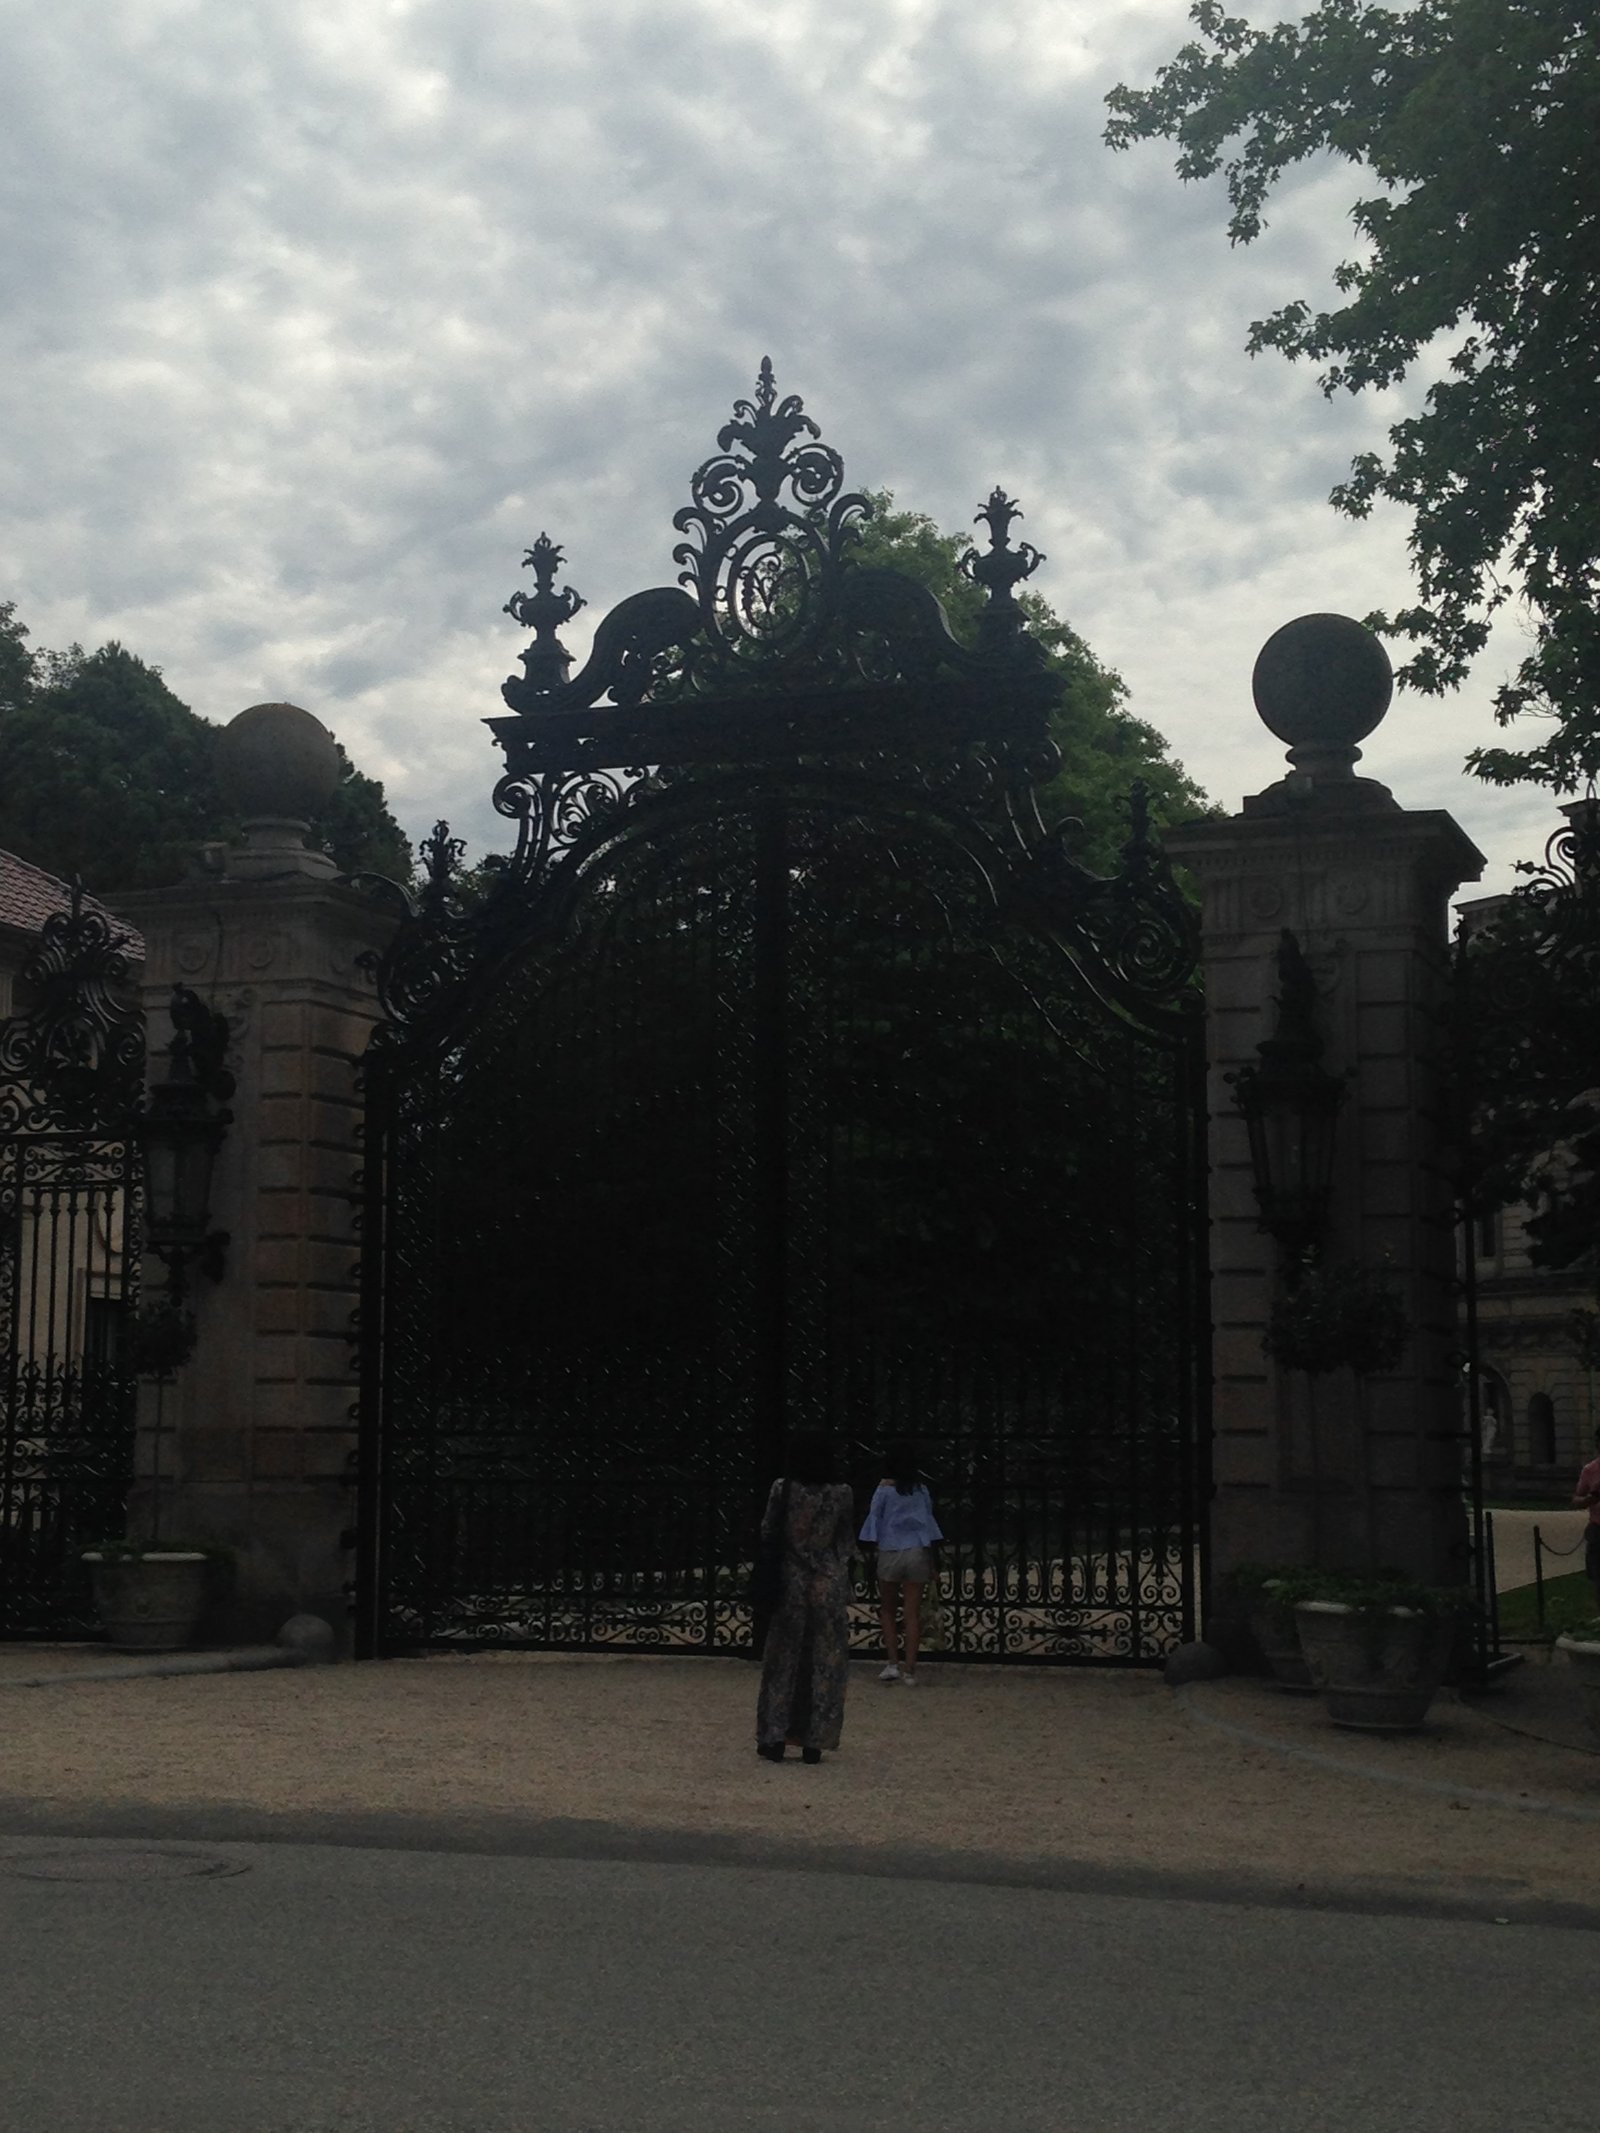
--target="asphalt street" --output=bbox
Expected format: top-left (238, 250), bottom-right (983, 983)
top-left (0, 1832), bottom-right (1592, 2133)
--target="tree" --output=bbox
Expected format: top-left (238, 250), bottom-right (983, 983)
top-left (1454, 813), bottom-right (1600, 1272)
top-left (851, 493), bottom-right (1212, 867)
top-left (0, 607), bottom-right (411, 892)
top-left (1105, 0), bottom-right (1600, 792)
top-left (0, 602), bottom-right (34, 713)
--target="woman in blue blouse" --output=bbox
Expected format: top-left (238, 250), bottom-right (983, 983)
top-left (858, 1437), bottom-right (943, 1685)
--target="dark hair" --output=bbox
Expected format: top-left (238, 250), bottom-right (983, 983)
top-left (785, 1432), bottom-right (838, 1486)
top-left (883, 1437), bottom-right (920, 1495)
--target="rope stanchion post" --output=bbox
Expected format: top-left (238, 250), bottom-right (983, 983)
top-left (1536, 1523), bottom-right (1546, 1630)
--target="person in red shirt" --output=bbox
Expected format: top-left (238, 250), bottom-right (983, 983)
top-left (1573, 1428), bottom-right (1600, 1611)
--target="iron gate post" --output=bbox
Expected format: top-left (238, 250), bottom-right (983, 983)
top-left (752, 796), bottom-right (790, 1481)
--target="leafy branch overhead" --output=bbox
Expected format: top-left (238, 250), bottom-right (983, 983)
top-left (1106, 0), bottom-right (1600, 791)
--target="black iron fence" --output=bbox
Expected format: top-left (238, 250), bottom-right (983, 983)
top-left (0, 886), bottom-right (144, 1639)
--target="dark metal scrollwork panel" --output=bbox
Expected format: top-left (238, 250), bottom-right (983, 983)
top-left (0, 886), bottom-right (144, 1137)
top-left (0, 882), bottom-right (144, 1636)
top-left (497, 360), bottom-right (1050, 732)
top-left (1, 1132), bottom-right (142, 1638)
top-left (363, 790), bottom-right (1204, 1664)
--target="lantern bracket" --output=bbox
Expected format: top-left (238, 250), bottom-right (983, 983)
top-left (1228, 929), bottom-right (1347, 1274)
top-left (139, 986), bottom-right (235, 1300)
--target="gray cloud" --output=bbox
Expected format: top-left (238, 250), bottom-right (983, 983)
top-left (0, 0), bottom-right (1540, 896)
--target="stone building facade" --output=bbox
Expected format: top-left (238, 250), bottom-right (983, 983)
top-left (1468, 1200), bottom-right (1592, 1491)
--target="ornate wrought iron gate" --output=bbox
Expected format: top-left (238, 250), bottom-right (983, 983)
top-left (0, 889), bottom-right (144, 1637)
top-left (357, 367), bottom-right (1210, 1664)
top-left (1451, 800), bottom-right (1600, 1679)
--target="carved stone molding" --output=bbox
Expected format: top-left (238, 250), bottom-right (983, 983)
top-left (176, 934), bottom-right (216, 979)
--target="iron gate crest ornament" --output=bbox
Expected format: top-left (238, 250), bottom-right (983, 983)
top-left (371, 362), bottom-right (1198, 1054)
top-left (497, 358), bottom-right (1052, 726)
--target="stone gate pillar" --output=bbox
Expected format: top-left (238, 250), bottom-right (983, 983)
top-left (117, 703), bottom-right (396, 1646)
top-left (1167, 616), bottom-right (1484, 1590)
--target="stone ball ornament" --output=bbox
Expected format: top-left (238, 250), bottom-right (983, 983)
top-left (216, 701), bottom-right (342, 823)
top-left (275, 1612), bottom-right (338, 1662)
top-left (1252, 613), bottom-right (1393, 769)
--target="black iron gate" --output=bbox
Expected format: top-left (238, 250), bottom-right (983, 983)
top-left (0, 887), bottom-right (144, 1638)
top-left (357, 367), bottom-right (1210, 1664)
top-left (1451, 800), bottom-right (1600, 1679)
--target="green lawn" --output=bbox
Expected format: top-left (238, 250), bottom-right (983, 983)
top-left (1498, 1569), bottom-right (1600, 1642)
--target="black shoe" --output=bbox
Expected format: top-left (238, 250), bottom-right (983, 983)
top-left (757, 1742), bottom-right (785, 1762)
top-left (801, 1747), bottom-right (822, 1765)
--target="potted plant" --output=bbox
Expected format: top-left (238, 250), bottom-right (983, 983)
top-left (1554, 1619), bottom-right (1600, 1741)
top-left (82, 1299), bottom-right (214, 1652)
top-left (1220, 1564), bottom-right (1320, 1688)
top-left (1259, 1253), bottom-right (1453, 1726)
top-left (1293, 1572), bottom-right (1472, 1731)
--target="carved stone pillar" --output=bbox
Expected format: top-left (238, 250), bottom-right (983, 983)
top-left (1167, 616), bottom-right (1484, 1589)
top-left (117, 703), bottom-right (396, 1645)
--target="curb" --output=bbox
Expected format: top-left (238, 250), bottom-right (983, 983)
top-left (0, 1646), bottom-right (312, 1690)
top-left (1175, 1682), bottom-right (1600, 1824)
top-left (1, 1798), bottom-right (1598, 1932)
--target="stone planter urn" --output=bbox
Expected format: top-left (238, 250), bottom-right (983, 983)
top-left (1294, 1600), bottom-right (1455, 1731)
top-left (1249, 1586), bottom-right (1314, 1689)
top-left (1555, 1633), bottom-right (1600, 1742)
top-left (82, 1550), bottom-right (209, 1652)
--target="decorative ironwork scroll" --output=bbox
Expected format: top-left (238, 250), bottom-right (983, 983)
top-left (0, 881), bottom-right (144, 1639)
top-left (496, 358), bottom-right (1051, 730)
top-left (0, 885), bottom-right (144, 1137)
top-left (357, 365), bottom-right (1208, 1668)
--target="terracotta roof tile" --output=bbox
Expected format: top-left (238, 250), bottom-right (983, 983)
top-left (0, 849), bottom-right (144, 960)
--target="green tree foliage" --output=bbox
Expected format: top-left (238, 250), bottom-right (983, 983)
top-left (1455, 820), bottom-right (1600, 1272)
top-left (1105, 1), bottom-right (1600, 791)
top-left (0, 602), bottom-right (34, 712)
top-left (0, 603), bottom-right (411, 892)
top-left (853, 493), bottom-right (1212, 866)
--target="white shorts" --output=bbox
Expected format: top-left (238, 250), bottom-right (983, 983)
top-left (876, 1546), bottom-right (933, 1583)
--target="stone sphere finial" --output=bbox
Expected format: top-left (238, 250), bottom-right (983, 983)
top-left (1252, 614), bottom-right (1393, 778)
top-left (215, 703), bottom-right (342, 880)
top-left (216, 702), bottom-right (342, 824)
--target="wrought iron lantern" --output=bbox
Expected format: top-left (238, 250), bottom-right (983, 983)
top-left (139, 986), bottom-right (235, 1294)
top-left (1230, 930), bottom-right (1345, 1270)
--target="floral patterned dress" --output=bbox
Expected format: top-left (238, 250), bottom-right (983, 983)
top-left (755, 1479), bottom-right (856, 1754)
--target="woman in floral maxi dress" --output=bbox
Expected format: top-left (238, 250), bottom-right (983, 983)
top-left (754, 1434), bottom-right (855, 1764)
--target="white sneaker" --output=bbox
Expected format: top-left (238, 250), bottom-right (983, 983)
top-left (879, 1663), bottom-right (900, 1683)
top-left (901, 1671), bottom-right (917, 1688)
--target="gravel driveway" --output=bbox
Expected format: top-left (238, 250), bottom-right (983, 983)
top-left (5, 1647), bottom-right (1600, 1916)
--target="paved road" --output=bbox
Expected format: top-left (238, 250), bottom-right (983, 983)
top-left (0, 1833), bottom-right (1589, 2133)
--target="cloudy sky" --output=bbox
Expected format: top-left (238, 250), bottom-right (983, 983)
top-left (0, 0), bottom-right (1558, 895)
